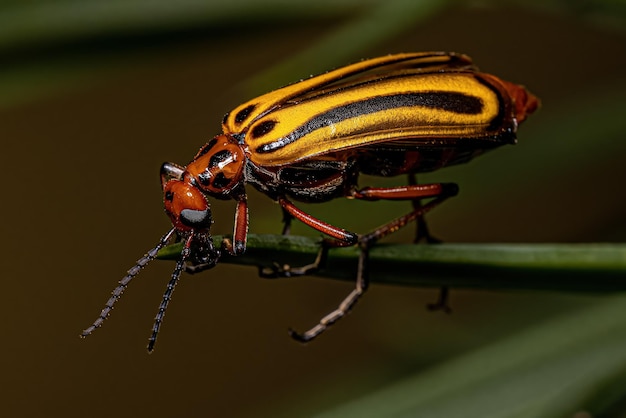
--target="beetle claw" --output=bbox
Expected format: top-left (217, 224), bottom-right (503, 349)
top-left (287, 328), bottom-right (310, 343)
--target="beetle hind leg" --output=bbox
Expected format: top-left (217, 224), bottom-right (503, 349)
top-left (427, 286), bottom-right (452, 314)
top-left (407, 174), bottom-right (442, 244)
top-left (405, 175), bottom-right (452, 312)
top-left (405, 175), bottom-right (451, 312)
top-left (414, 208), bottom-right (441, 243)
top-left (289, 241), bottom-right (369, 342)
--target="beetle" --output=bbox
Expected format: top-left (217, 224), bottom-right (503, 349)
top-left (82, 52), bottom-right (539, 351)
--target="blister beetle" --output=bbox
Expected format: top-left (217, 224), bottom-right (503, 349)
top-left (82, 52), bottom-right (539, 350)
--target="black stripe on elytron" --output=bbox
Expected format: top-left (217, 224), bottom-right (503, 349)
top-left (475, 75), bottom-right (508, 134)
top-left (256, 92), bottom-right (484, 153)
top-left (234, 104), bottom-right (257, 125)
top-left (234, 55), bottom-right (461, 128)
top-left (250, 120), bottom-right (277, 139)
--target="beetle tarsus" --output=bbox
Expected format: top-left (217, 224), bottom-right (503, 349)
top-left (258, 262), bottom-right (291, 278)
top-left (259, 245), bottom-right (329, 278)
top-left (414, 215), bottom-right (442, 244)
top-left (281, 207), bottom-right (293, 235)
top-left (289, 285), bottom-right (367, 343)
top-left (427, 286), bottom-right (452, 314)
top-left (289, 242), bottom-right (369, 343)
top-left (287, 328), bottom-right (310, 343)
top-left (184, 262), bottom-right (215, 275)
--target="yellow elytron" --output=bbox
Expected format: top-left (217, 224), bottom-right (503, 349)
top-left (224, 52), bottom-right (535, 166)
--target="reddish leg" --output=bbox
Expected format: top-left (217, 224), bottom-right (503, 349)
top-left (350, 182), bottom-right (457, 202)
top-left (278, 196), bottom-right (358, 246)
top-left (273, 183), bottom-right (456, 249)
top-left (258, 196), bottom-right (357, 279)
top-left (221, 195), bottom-right (249, 256)
top-left (187, 194), bottom-right (248, 275)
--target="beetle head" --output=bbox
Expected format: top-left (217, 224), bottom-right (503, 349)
top-left (163, 179), bottom-right (213, 232)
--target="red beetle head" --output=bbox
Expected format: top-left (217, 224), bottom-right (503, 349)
top-left (162, 179), bottom-right (212, 233)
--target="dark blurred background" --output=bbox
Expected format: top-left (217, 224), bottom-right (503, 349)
top-left (1, 1), bottom-right (625, 417)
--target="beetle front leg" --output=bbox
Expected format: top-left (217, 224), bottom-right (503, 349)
top-left (221, 195), bottom-right (249, 256)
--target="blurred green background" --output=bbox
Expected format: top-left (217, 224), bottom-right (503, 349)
top-left (1, 1), bottom-right (625, 417)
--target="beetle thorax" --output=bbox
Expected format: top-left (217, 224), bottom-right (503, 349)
top-left (185, 134), bottom-right (246, 197)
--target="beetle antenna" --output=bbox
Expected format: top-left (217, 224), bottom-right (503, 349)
top-left (81, 227), bottom-right (177, 338)
top-left (147, 234), bottom-right (193, 352)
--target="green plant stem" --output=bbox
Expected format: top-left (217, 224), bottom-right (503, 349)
top-left (157, 234), bottom-right (626, 292)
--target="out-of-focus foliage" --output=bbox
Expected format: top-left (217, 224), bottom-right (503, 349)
top-left (1, 1), bottom-right (625, 417)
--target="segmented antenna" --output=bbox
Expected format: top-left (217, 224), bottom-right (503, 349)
top-left (147, 235), bottom-right (192, 352)
top-left (81, 227), bottom-right (177, 338)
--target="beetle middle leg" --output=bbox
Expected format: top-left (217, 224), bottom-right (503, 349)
top-left (286, 184), bottom-right (457, 342)
top-left (408, 174), bottom-right (441, 244)
top-left (281, 206), bottom-right (294, 235)
top-left (259, 196), bottom-right (357, 278)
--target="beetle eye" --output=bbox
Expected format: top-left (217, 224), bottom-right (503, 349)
top-left (179, 208), bottom-right (212, 229)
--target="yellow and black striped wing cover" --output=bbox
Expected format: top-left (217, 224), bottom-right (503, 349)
top-left (223, 52), bottom-right (519, 167)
